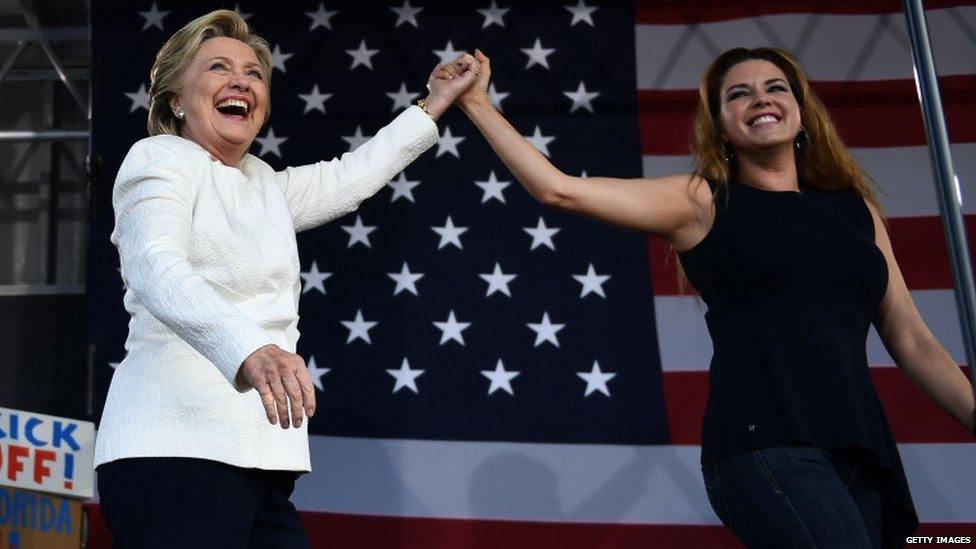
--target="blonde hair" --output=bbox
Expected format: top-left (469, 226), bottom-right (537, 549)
top-left (692, 47), bottom-right (880, 209)
top-left (147, 9), bottom-right (272, 136)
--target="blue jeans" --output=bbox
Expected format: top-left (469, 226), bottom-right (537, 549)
top-left (702, 445), bottom-right (883, 548)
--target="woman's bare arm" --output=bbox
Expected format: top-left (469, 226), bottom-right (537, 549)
top-left (869, 200), bottom-right (975, 431)
top-left (456, 51), bottom-right (712, 249)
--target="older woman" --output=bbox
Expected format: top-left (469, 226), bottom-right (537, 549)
top-left (94, 9), bottom-right (477, 548)
top-left (450, 48), bottom-right (975, 547)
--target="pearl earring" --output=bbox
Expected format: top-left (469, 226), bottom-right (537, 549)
top-left (176, 108), bottom-right (185, 119)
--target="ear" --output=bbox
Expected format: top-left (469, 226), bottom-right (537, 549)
top-left (169, 95), bottom-right (182, 116)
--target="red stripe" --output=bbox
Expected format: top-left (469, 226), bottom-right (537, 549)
top-left (648, 236), bottom-right (691, 297)
top-left (888, 216), bottom-right (976, 290)
top-left (637, 75), bottom-right (976, 155)
top-left (83, 504), bottom-right (976, 547)
top-left (915, 524), bottom-right (976, 540)
top-left (662, 370), bottom-right (707, 444)
top-left (82, 504), bottom-right (743, 548)
top-left (662, 367), bottom-right (974, 445)
top-left (635, 0), bottom-right (976, 24)
top-left (301, 513), bottom-right (743, 549)
top-left (648, 216), bottom-right (976, 296)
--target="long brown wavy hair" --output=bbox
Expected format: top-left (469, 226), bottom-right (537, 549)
top-left (692, 47), bottom-right (881, 209)
top-left (673, 47), bottom-right (883, 292)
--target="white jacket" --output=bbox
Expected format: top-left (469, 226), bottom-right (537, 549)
top-left (95, 106), bottom-right (437, 471)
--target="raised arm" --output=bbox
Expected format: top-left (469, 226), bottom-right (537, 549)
top-left (456, 50), bottom-right (712, 249)
top-left (868, 200), bottom-right (975, 431)
top-left (277, 56), bottom-right (480, 232)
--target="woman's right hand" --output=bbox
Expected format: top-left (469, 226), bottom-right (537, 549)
top-left (238, 344), bottom-right (316, 429)
top-left (423, 53), bottom-right (479, 120)
top-left (457, 49), bottom-right (492, 110)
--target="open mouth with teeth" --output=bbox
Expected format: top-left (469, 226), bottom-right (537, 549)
top-left (748, 113), bottom-right (781, 128)
top-left (215, 98), bottom-right (250, 119)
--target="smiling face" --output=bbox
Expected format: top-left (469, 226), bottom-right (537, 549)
top-left (718, 59), bottom-right (802, 155)
top-left (170, 36), bottom-right (269, 163)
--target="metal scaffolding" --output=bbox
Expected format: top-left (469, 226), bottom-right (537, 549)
top-left (0, 0), bottom-right (89, 290)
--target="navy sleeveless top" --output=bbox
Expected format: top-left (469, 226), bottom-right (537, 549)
top-left (678, 180), bottom-right (918, 542)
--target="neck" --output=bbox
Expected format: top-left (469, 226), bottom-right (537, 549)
top-left (734, 145), bottom-right (799, 192)
top-left (208, 146), bottom-right (245, 167)
top-left (180, 130), bottom-right (246, 167)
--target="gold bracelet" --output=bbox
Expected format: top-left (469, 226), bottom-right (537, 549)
top-left (416, 97), bottom-right (435, 122)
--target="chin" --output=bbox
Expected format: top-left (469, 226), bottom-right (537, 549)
top-left (216, 129), bottom-right (255, 145)
top-left (755, 140), bottom-right (794, 152)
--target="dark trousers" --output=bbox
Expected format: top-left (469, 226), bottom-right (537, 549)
top-left (703, 445), bottom-right (884, 548)
top-left (97, 457), bottom-right (309, 549)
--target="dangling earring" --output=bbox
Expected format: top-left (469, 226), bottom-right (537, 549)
top-left (795, 128), bottom-right (808, 151)
top-left (722, 139), bottom-right (734, 163)
top-left (176, 108), bottom-right (185, 119)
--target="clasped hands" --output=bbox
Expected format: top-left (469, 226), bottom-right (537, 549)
top-left (424, 50), bottom-right (492, 120)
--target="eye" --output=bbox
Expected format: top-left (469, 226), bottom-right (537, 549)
top-left (248, 69), bottom-right (263, 80)
top-left (208, 62), bottom-right (227, 71)
top-left (727, 90), bottom-right (747, 101)
top-left (768, 84), bottom-right (788, 93)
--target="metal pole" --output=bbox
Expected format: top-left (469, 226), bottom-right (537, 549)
top-left (0, 130), bottom-right (89, 141)
top-left (47, 80), bottom-right (62, 285)
top-left (0, 41), bottom-right (27, 86)
top-left (902, 0), bottom-right (976, 394)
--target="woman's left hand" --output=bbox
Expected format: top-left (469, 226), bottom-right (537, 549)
top-left (422, 53), bottom-right (480, 121)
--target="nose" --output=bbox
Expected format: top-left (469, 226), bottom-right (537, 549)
top-left (752, 90), bottom-right (772, 107)
top-left (228, 71), bottom-right (250, 92)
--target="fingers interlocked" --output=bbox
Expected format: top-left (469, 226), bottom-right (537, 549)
top-left (435, 53), bottom-right (479, 81)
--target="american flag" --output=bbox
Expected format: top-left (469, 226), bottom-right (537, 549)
top-left (87, 1), bottom-right (976, 547)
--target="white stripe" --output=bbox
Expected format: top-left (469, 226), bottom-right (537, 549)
top-left (636, 7), bottom-right (976, 90)
top-left (654, 290), bottom-right (964, 372)
top-left (901, 443), bottom-right (976, 522)
top-left (642, 144), bottom-right (976, 218)
top-left (293, 436), bottom-right (976, 523)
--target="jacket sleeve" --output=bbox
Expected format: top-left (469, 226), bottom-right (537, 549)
top-left (275, 105), bottom-right (438, 232)
top-left (111, 140), bottom-right (276, 391)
